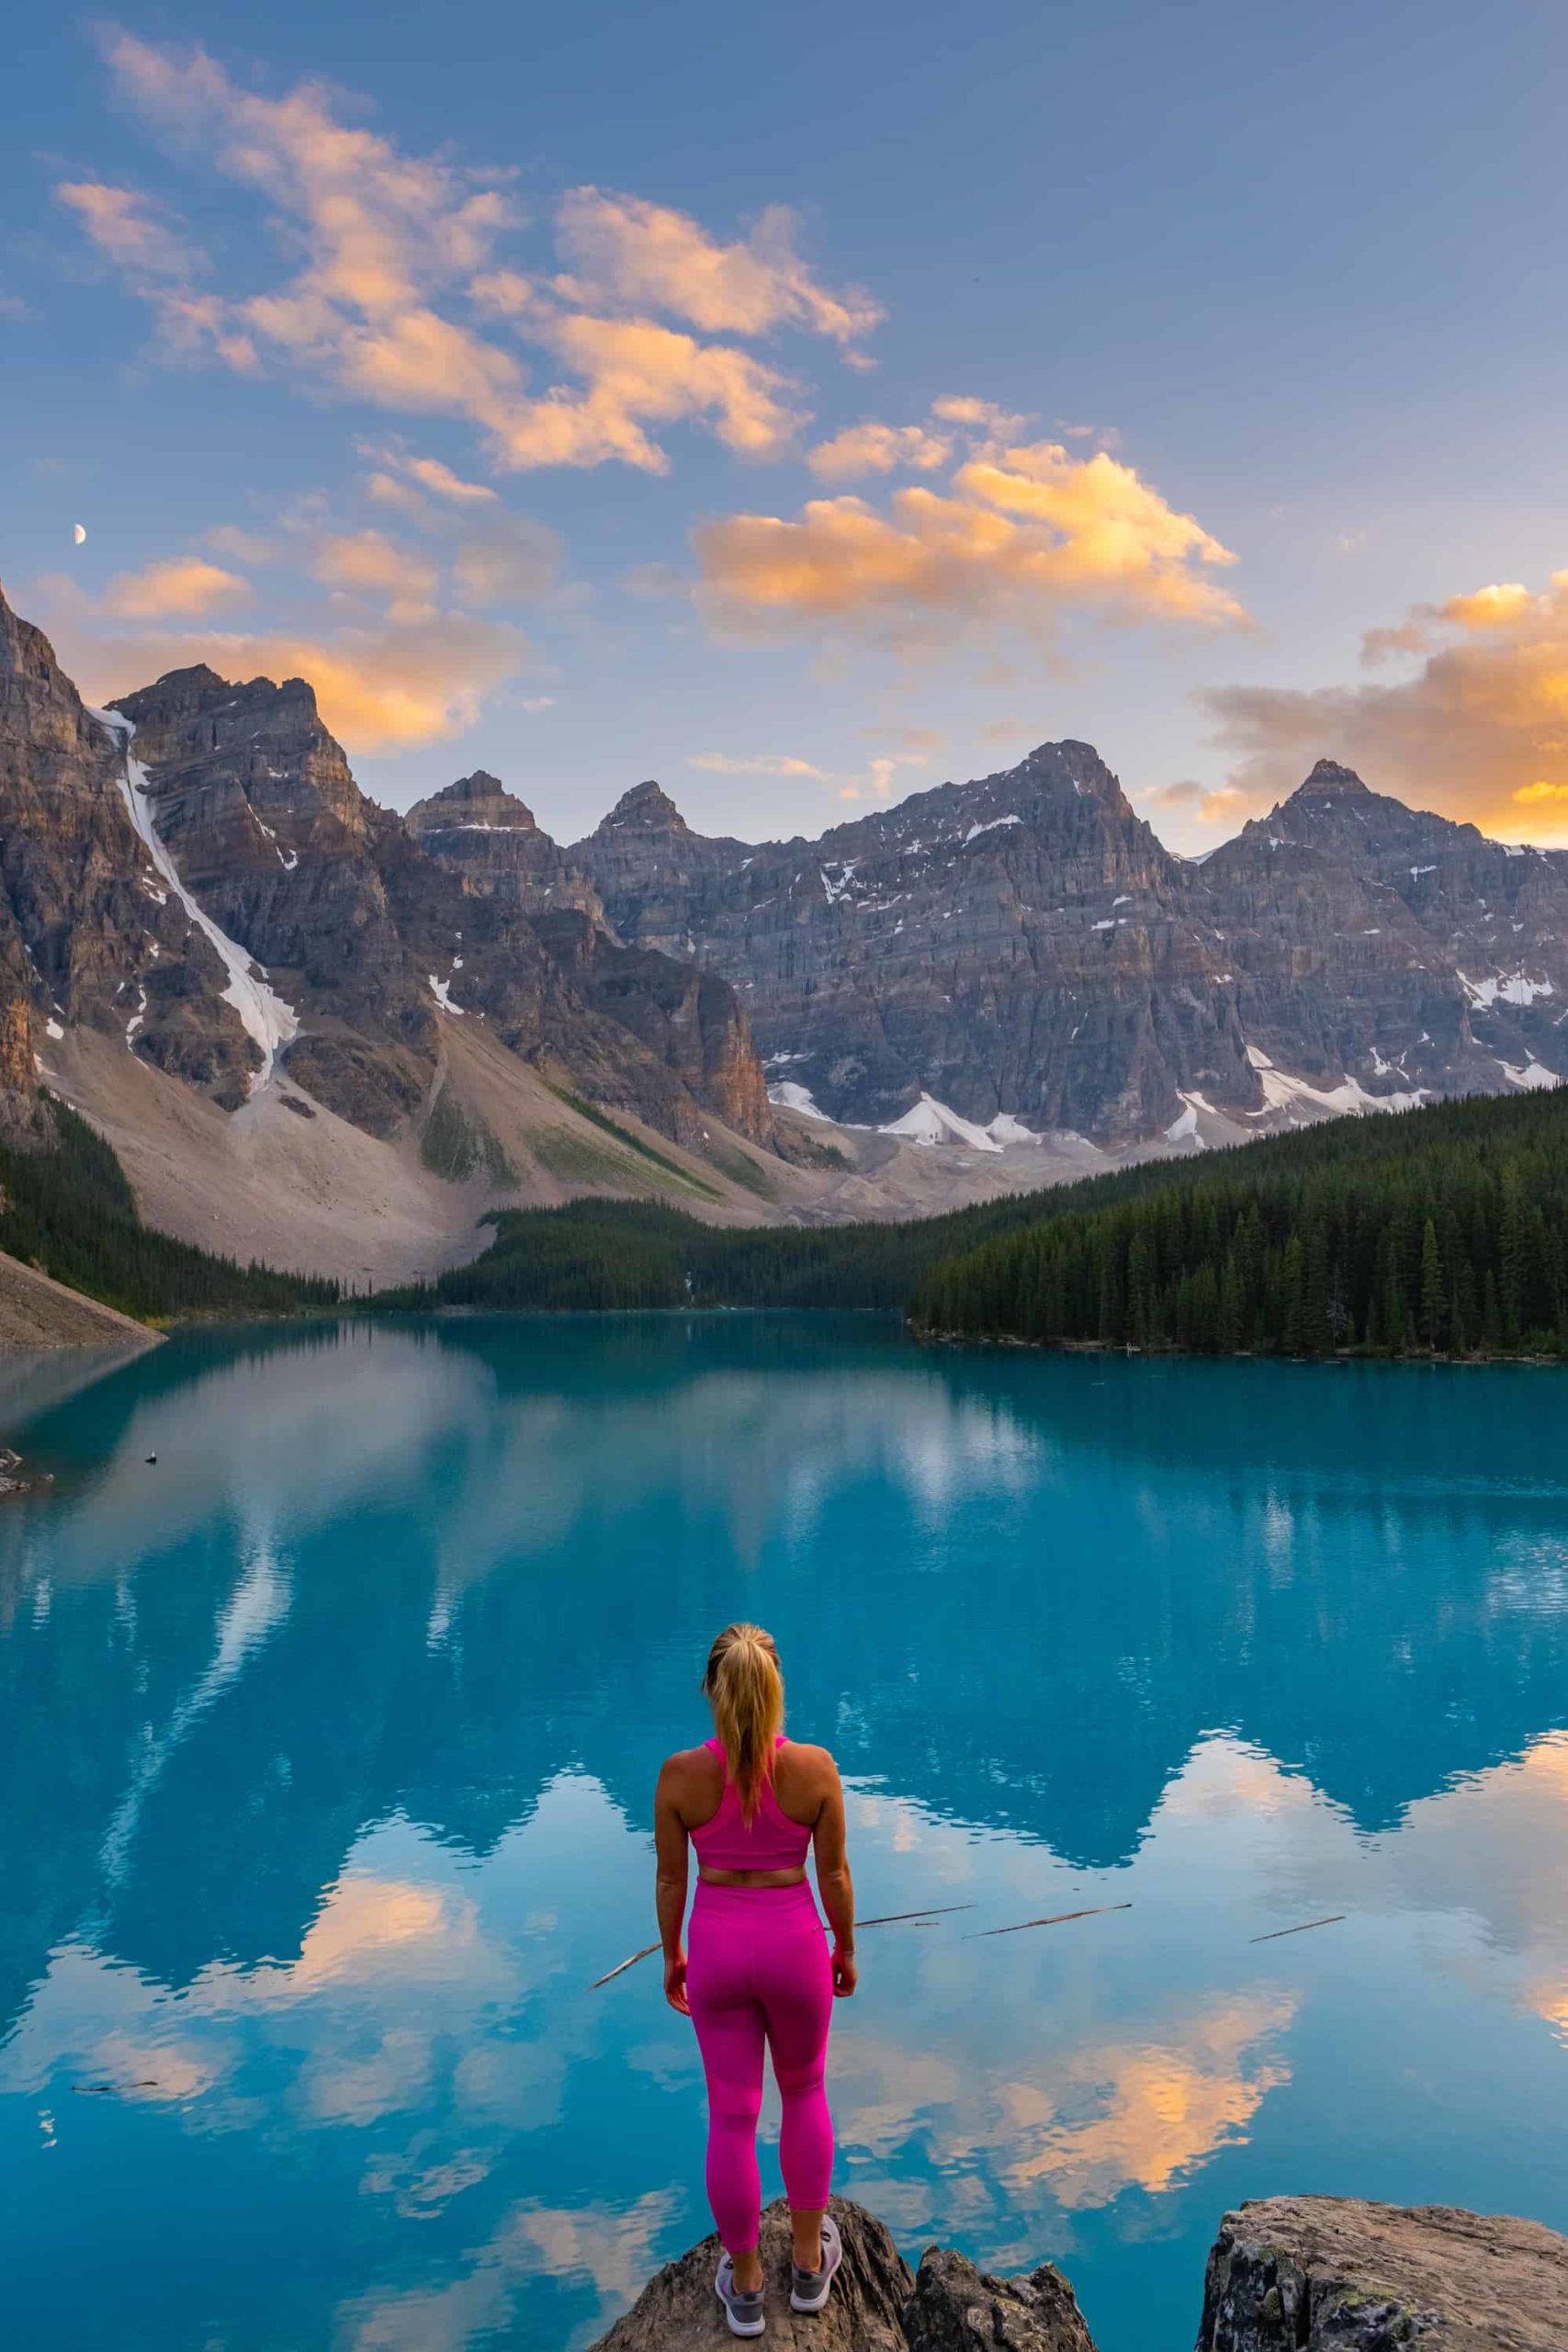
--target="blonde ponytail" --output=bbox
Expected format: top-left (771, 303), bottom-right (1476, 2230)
top-left (703, 1623), bottom-right (784, 1826)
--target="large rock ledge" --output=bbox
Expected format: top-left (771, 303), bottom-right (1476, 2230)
top-left (1197, 2196), bottom-right (1568, 2348)
top-left (589, 2196), bottom-right (1092, 2348)
top-left (590, 2193), bottom-right (1568, 2350)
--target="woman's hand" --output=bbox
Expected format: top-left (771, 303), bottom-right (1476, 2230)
top-left (664, 1947), bottom-right (690, 2015)
top-left (831, 1944), bottom-right (858, 1998)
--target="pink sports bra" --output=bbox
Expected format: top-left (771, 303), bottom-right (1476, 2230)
top-left (690, 1736), bottom-right (813, 1871)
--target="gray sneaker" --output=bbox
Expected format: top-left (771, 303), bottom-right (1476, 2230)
top-left (716, 2253), bottom-right (766, 2337)
top-left (789, 2213), bottom-right (842, 2313)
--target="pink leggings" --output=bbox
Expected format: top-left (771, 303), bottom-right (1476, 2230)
top-left (686, 1882), bottom-right (835, 2252)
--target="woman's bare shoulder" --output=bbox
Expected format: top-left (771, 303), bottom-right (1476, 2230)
top-left (658, 1743), bottom-right (715, 1783)
top-left (783, 1739), bottom-right (840, 1787)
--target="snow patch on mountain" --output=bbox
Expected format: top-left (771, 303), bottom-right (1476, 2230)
top-left (1246, 1042), bottom-right (1428, 1118)
top-left (768, 1080), bottom-right (830, 1120)
top-left (1458, 969), bottom-right (1554, 1009)
top-left (92, 708), bottom-right (299, 1092)
top-left (1497, 1057), bottom-right (1561, 1091)
top-left (879, 1094), bottom-right (1003, 1152)
top-left (987, 1111), bottom-right (1040, 1145)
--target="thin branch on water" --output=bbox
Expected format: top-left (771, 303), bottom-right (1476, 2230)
top-left (590, 1942), bottom-right (660, 1989)
top-left (1248, 1914), bottom-right (1346, 1944)
top-left (964, 1902), bottom-right (1132, 1940)
top-left (591, 1900), bottom-right (980, 1985)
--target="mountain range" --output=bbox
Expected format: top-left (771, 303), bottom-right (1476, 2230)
top-left (2, 576), bottom-right (1562, 1282)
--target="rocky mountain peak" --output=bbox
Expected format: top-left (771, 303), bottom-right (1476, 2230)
top-left (1296, 757), bottom-right (1370, 795)
top-left (110, 667), bottom-right (333, 780)
top-left (600, 780), bottom-right (688, 833)
top-left (405, 771), bottom-right (539, 835)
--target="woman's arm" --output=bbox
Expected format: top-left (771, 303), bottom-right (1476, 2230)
top-left (654, 1757), bottom-right (692, 2014)
top-left (810, 1757), bottom-right (858, 1997)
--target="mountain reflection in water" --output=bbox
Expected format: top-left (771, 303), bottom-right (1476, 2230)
top-left (1, 1315), bottom-right (1565, 2352)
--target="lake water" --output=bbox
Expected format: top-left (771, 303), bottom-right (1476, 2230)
top-left (2, 1315), bottom-right (1566, 2351)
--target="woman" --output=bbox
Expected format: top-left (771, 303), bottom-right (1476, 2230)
top-left (656, 1623), bottom-right (857, 2338)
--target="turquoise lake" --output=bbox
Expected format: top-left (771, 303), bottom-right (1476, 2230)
top-left (2, 1314), bottom-right (1567, 2350)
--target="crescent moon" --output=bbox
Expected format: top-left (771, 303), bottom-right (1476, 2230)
top-left (73, 524), bottom-right (87, 546)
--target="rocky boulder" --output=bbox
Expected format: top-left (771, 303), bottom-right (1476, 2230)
top-left (902, 2245), bottom-right (1096, 2350)
top-left (1196, 2195), bottom-right (1568, 2350)
top-left (588, 2197), bottom-right (1095, 2350)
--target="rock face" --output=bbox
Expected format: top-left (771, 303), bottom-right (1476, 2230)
top-left (405, 768), bottom-right (607, 925)
top-left (592, 2199), bottom-right (911, 2350)
top-left (1196, 2196), bottom-right (1568, 2350)
top-left (902, 2246), bottom-right (1097, 2351)
top-left (111, 662), bottom-right (437, 1130)
top-left (95, 651), bottom-right (781, 1152)
top-left (570, 749), bottom-right (1568, 1142)
top-left (1205, 762), bottom-right (1568, 1110)
top-left (529, 909), bottom-right (774, 1147)
top-left (592, 2195), bottom-right (1568, 2352)
top-left (0, 582), bottom-right (254, 1107)
top-left (13, 566), bottom-right (1568, 1164)
top-left (573, 746), bottom-right (1246, 1142)
top-left (408, 771), bottom-right (783, 1149)
top-left (589, 2197), bottom-right (1096, 2351)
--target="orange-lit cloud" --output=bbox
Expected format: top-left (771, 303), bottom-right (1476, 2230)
top-left (554, 187), bottom-right (880, 345)
top-left (359, 443), bottom-right (499, 509)
top-left (1144, 776), bottom-right (1254, 829)
top-left (953, 445), bottom-right (1238, 599)
top-left (54, 177), bottom-right (259, 370)
top-left (289, 1875), bottom-right (458, 1991)
top-left (807, 396), bottom-right (1055, 485)
top-left (687, 752), bottom-right (829, 777)
top-left (400, 453), bottom-right (496, 503)
top-left (807, 421), bottom-right (953, 481)
top-left (931, 394), bottom-right (1033, 438)
top-left (997, 1992), bottom-right (1296, 2207)
top-left (694, 443), bottom-right (1244, 645)
top-left (56, 179), bottom-right (198, 277)
top-left (79, 35), bottom-right (829, 478)
top-left (837, 750), bottom-right (930, 801)
top-left (497, 311), bottom-right (803, 468)
top-left (100, 555), bottom-right (252, 621)
top-left (313, 529), bottom-right (438, 616)
top-left (60, 608), bottom-right (530, 755)
top-left (1204, 568), bottom-right (1568, 842)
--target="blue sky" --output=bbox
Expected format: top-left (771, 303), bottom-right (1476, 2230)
top-left (5, 0), bottom-right (1568, 845)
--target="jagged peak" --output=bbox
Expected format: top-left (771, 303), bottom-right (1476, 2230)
top-left (406, 770), bottom-right (538, 832)
top-left (112, 665), bottom-right (322, 722)
top-left (1294, 757), bottom-right (1370, 795)
top-left (1007, 738), bottom-right (1121, 800)
top-left (600, 779), bottom-right (688, 832)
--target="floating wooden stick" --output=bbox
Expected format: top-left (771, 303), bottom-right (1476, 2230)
top-left (590, 1942), bottom-right (660, 1989)
top-left (590, 1895), bottom-right (983, 1987)
top-left (964, 1902), bottom-right (1132, 1940)
top-left (1248, 1914), bottom-right (1346, 1944)
top-left (856, 1904), bottom-right (976, 1928)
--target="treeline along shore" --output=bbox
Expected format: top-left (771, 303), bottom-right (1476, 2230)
top-left (381, 1089), bottom-right (1568, 1362)
top-left (11, 1084), bottom-right (1568, 1362)
top-left (912, 1089), bottom-right (1568, 1359)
